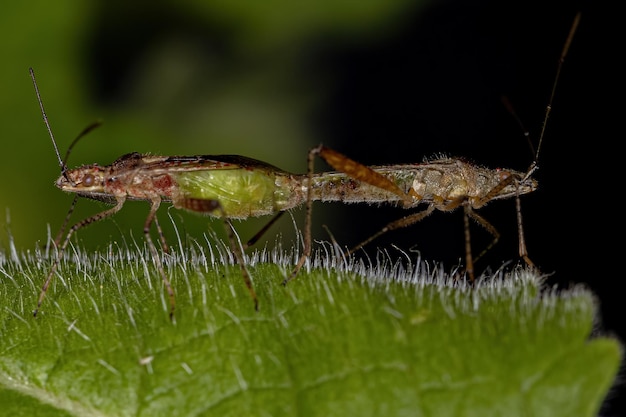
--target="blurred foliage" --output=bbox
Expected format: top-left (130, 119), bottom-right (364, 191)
top-left (0, 0), bottom-right (427, 252)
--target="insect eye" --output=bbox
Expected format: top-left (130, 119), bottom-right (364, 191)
top-left (82, 174), bottom-right (95, 187)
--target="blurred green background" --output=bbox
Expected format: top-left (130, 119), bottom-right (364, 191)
top-left (0, 0), bottom-right (425, 252)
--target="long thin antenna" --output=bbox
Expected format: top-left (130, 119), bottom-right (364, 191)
top-left (520, 12), bottom-right (580, 182)
top-left (29, 67), bottom-right (69, 179)
top-left (534, 12), bottom-right (581, 165)
top-left (62, 120), bottom-right (102, 167)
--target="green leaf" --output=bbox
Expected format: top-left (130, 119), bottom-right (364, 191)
top-left (0, 243), bottom-right (621, 417)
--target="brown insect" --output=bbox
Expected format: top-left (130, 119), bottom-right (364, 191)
top-left (288, 12), bottom-right (581, 283)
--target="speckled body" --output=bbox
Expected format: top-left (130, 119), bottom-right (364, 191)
top-left (57, 153), bottom-right (537, 218)
top-left (307, 158), bottom-right (536, 209)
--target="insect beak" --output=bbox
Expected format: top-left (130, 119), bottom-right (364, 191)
top-left (55, 175), bottom-right (71, 190)
top-left (521, 177), bottom-right (538, 195)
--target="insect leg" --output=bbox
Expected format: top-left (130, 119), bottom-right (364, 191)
top-left (316, 145), bottom-right (421, 203)
top-left (152, 213), bottom-right (170, 254)
top-left (473, 175), bottom-right (535, 269)
top-left (243, 211), bottom-right (286, 250)
top-left (515, 193), bottom-right (535, 268)
top-left (474, 174), bottom-right (516, 208)
top-left (463, 205), bottom-right (500, 282)
top-left (346, 205), bottom-right (436, 256)
top-left (285, 144), bottom-right (425, 285)
top-left (35, 196), bottom-right (127, 317)
top-left (284, 145), bottom-right (320, 285)
top-left (52, 195), bottom-right (79, 249)
top-left (316, 144), bottom-right (427, 255)
top-left (463, 206), bottom-right (475, 282)
top-left (179, 197), bottom-right (259, 311)
top-left (144, 198), bottom-right (176, 320)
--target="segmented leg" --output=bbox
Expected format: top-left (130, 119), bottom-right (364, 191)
top-left (285, 144), bottom-right (424, 284)
top-left (52, 195), bottom-right (79, 248)
top-left (473, 174), bottom-right (534, 270)
top-left (316, 145), bottom-right (421, 203)
top-left (463, 205), bottom-right (501, 282)
top-left (284, 145), bottom-right (319, 284)
top-left (243, 211), bottom-right (286, 250)
top-left (463, 205), bottom-right (475, 282)
top-left (179, 197), bottom-right (259, 311)
top-left (346, 205), bottom-right (435, 256)
top-left (515, 193), bottom-right (535, 268)
top-left (143, 197), bottom-right (176, 321)
top-left (153, 213), bottom-right (170, 254)
top-left (35, 196), bottom-right (127, 317)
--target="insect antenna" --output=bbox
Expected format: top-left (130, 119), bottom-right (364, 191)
top-left (29, 68), bottom-right (69, 181)
top-left (62, 120), bottom-right (103, 168)
top-left (29, 68), bottom-right (103, 182)
top-left (30, 68), bottom-right (105, 248)
top-left (500, 12), bottom-right (580, 183)
top-left (526, 12), bottom-right (581, 181)
top-left (500, 95), bottom-right (535, 158)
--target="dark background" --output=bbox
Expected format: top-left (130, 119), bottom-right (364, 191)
top-left (315, 3), bottom-right (624, 415)
top-left (321, 4), bottom-right (624, 415)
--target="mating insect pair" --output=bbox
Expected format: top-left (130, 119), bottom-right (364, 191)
top-left (30, 13), bottom-right (580, 320)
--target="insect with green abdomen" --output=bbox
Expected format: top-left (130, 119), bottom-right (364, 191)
top-left (27, 85), bottom-right (307, 319)
top-left (30, 12), bottom-right (579, 319)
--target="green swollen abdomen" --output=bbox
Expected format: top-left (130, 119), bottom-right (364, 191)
top-left (174, 169), bottom-right (293, 219)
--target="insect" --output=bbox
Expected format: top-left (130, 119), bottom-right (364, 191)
top-left (290, 12), bottom-right (581, 284)
top-left (31, 13), bottom-right (579, 319)
top-left (29, 71), bottom-right (300, 318)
